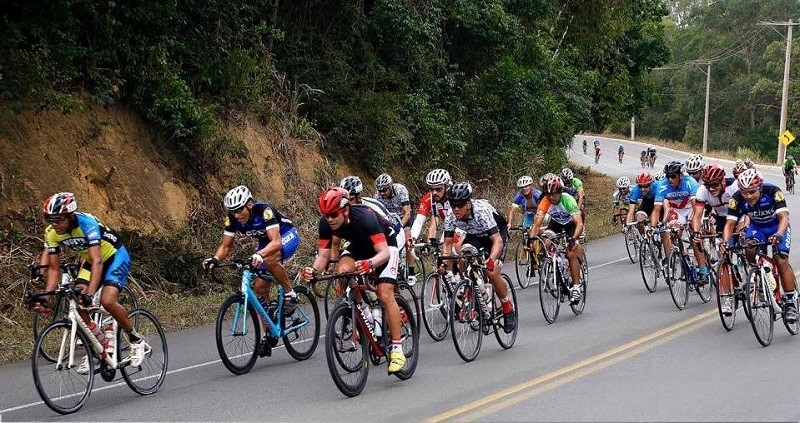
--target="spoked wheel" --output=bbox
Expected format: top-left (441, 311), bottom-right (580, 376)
top-left (324, 277), bottom-right (347, 320)
top-left (33, 294), bottom-right (69, 363)
top-left (514, 239), bottom-right (532, 289)
top-left (639, 241), bottom-right (659, 293)
top-left (493, 274), bottom-right (518, 349)
top-left (421, 273), bottom-right (450, 341)
top-left (122, 308), bottom-right (168, 395)
top-left (391, 294), bottom-right (419, 380)
top-left (623, 231), bottom-right (638, 264)
top-left (695, 266), bottom-right (715, 304)
top-left (215, 294), bottom-right (260, 375)
top-left (397, 281), bottom-right (421, 334)
top-left (282, 286), bottom-right (320, 361)
top-left (571, 258), bottom-right (588, 315)
top-left (668, 250), bottom-right (689, 310)
top-left (32, 321), bottom-right (94, 414)
top-left (745, 268), bottom-right (774, 347)
top-left (449, 279), bottom-right (483, 362)
top-left (325, 302), bottom-right (369, 397)
top-left (539, 259), bottom-right (560, 324)
top-left (716, 262), bottom-right (737, 331)
top-left (782, 303), bottom-right (799, 336)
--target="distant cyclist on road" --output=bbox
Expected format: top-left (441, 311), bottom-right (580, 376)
top-left (618, 145), bottom-right (625, 163)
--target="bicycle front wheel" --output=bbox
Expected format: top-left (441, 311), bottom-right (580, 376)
top-left (639, 241), bottom-right (659, 293)
top-left (283, 286), bottom-right (320, 361)
top-left (421, 273), bottom-right (450, 341)
top-left (623, 231), bottom-right (637, 264)
top-left (571, 259), bottom-right (588, 315)
top-left (695, 266), bottom-right (714, 304)
top-left (324, 277), bottom-right (346, 320)
top-left (33, 321), bottom-right (94, 414)
top-left (392, 294), bottom-right (419, 380)
top-left (325, 302), bottom-right (369, 397)
top-left (122, 308), bottom-right (168, 395)
top-left (668, 250), bottom-right (689, 310)
top-left (745, 268), bottom-right (774, 347)
top-left (716, 262), bottom-right (736, 332)
top-left (449, 279), bottom-right (483, 362)
top-left (514, 240), bottom-right (532, 289)
top-left (215, 294), bottom-right (260, 375)
top-left (539, 259), bottom-right (560, 324)
top-left (33, 293), bottom-right (69, 363)
top-left (493, 274), bottom-right (518, 349)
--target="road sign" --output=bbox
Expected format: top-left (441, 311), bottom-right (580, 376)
top-left (779, 129), bottom-right (795, 146)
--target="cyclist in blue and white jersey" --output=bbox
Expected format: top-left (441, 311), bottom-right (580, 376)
top-left (625, 172), bottom-right (658, 236)
top-left (721, 169), bottom-right (797, 322)
top-left (652, 161), bottom-right (700, 271)
top-left (506, 175), bottom-right (541, 230)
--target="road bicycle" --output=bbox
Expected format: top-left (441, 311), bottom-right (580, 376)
top-left (27, 285), bottom-right (167, 414)
top-left (444, 244), bottom-right (518, 362)
top-left (615, 214), bottom-right (640, 264)
top-left (509, 226), bottom-right (546, 289)
top-left (315, 271), bottom-right (419, 397)
top-left (741, 241), bottom-right (799, 347)
top-left (638, 224), bottom-right (669, 293)
top-left (715, 235), bottom-right (752, 331)
top-left (417, 239), bottom-right (454, 341)
top-left (666, 225), bottom-right (716, 310)
top-left (209, 259), bottom-right (320, 375)
top-left (594, 148), bottom-right (601, 164)
top-left (784, 169), bottom-right (796, 194)
top-left (538, 231), bottom-right (588, 324)
top-left (29, 262), bottom-right (139, 362)
top-left (618, 150), bottom-right (624, 163)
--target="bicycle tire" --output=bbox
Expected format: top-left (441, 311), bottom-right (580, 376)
top-left (397, 281), bottom-right (421, 331)
top-left (639, 241), bottom-right (659, 293)
top-left (325, 302), bottom-right (369, 397)
top-left (121, 308), bottom-right (168, 395)
top-left (695, 266), bottom-right (714, 304)
top-left (539, 258), bottom-right (560, 323)
top-left (494, 274), bottom-right (518, 349)
top-left (571, 258), bottom-right (588, 315)
top-left (623, 231), bottom-right (636, 264)
top-left (421, 273), bottom-right (450, 341)
top-left (782, 303), bottom-right (799, 336)
top-left (716, 262), bottom-right (736, 332)
top-left (668, 250), bottom-right (689, 310)
top-left (283, 286), bottom-right (320, 361)
top-left (449, 279), bottom-right (483, 362)
top-left (33, 293), bottom-right (69, 363)
top-left (33, 320), bottom-right (94, 414)
top-left (514, 239), bottom-right (532, 289)
top-left (392, 293), bottom-right (419, 380)
top-left (215, 294), bottom-right (260, 375)
top-left (745, 268), bottom-right (774, 347)
top-left (324, 277), bottom-right (346, 320)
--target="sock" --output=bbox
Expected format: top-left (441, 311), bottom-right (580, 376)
top-left (391, 342), bottom-right (403, 354)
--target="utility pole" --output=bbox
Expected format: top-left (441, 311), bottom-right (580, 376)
top-left (630, 116), bottom-right (635, 140)
top-left (758, 20), bottom-right (797, 164)
top-left (689, 60), bottom-right (712, 154)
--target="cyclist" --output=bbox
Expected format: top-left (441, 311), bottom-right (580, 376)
top-left (529, 176), bottom-right (586, 304)
top-left (341, 175), bottom-right (404, 246)
top-left (582, 139), bottom-right (588, 154)
top-left (691, 164), bottom-right (738, 286)
top-left (640, 150), bottom-right (648, 168)
top-left (611, 176), bottom-right (631, 225)
top-left (440, 182), bottom-right (516, 333)
top-left (652, 161), bottom-right (700, 275)
top-left (507, 175), bottom-right (542, 230)
top-left (618, 145), bottom-right (625, 163)
top-left (301, 187), bottom-right (407, 372)
top-left (684, 154), bottom-right (704, 184)
top-left (409, 168), bottom-right (452, 244)
top-left (625, 172), bottom-right (659, 236)
top-left (594, 144), bottom-right (601, 163)
top-left (721, 169), bottom-right (797, 322)
top-left (375, 173), bottom-right (416, 272)
top-left (648, 147), bottom-right (657, 168)
top-left (37, 192), bottom-right (148, 372)
top-left (743, 157), bottom-right (755, 170)
top-left (561, 168), bottom-right (586, 223)
top-left (783, 154), bottom-right (797, 191)
top-left (593, 139), bottom-right (600, 149)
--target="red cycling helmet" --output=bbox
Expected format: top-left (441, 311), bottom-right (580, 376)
top-left (43, 192), bottom-right (77, 216)
top-left (318, 187), bottom-right (350, 215)
top-left (732, 161), bottom-right (747, 178)
top-left (635, 172), bottom-right (654, 186)
top-left (701, 164), bottom-right (725, 184)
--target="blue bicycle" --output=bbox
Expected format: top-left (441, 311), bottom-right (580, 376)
top-left (210, 259), bottom-right (320, 375)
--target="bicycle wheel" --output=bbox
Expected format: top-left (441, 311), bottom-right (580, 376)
top-left (668, 250), bottom-right (689, 310)
top-left (324, 277), bottom-right (347, 320)
top-left (783, 303), bottom-right (799, 335)
top-left (514, 240), bottom-right (532, 289)
top-left (215, 294), bottom-right (260, 375)
top-left (392, 294), bottom-right (419, 380)
top-left (623, 231), bottom-right (637, 264)
top-left (33, 293), bottom-right (69, 363)
top-left (571, 258), bottom-right (588, 315)
top-left (421, 273), bottom-right (450, 341)
top-left (121, 308), bottom-right (167, 395)
top-left (283, 286), bottom-right (320, 361)
top-left (32, 321), bottom-right (94, 414)
top-left (539, 258), bottom-right (561, 324)
top-left (716, 262), bottom-right (736, 331)
top-left (449, 279), bottom-right (483, 362)
top-left (397, 281), bottom-right (421, 331)
top-left (639, 241), bottom-right (659, 293)
top-left (695, 266), bottom-right (714, 304)
top-left (745, 268), bottom-right (774, 347)
top-left (493, 274), bottom-right (518, 349)
top-left (325, 302), bottom-right (369, 397)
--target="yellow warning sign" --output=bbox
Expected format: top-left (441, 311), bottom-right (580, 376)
top-left (779, 129), bottom-right (795, 146)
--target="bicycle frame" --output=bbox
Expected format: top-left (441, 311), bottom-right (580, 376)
top-left (231, 267), bottom-right (310, 340)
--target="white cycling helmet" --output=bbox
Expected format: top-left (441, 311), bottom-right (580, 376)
top-left (43, 192), bottom-right (77, 215)
top-left (654, 172), bottom-right (666, 181)
top-left (375, 173), bottom-right (393, 191)
top-left (685, 154), bottom-right (705, 173)
top-left (539, 172), bottom-right (557, 187)
top-left (561, 168), bottom-right (574, 181)
top-left (616, 176), bottom-right (631, 189)
top-left (516, 175), bottom-right (533, 188)
top-left (224, 185), bottom-right (252, 211)
top-left (339, 176), bottom-right (363, 196)
top-left (736, 168), bottom-right (763, 190)
top-left (426, 168), bottom-right (451, 187)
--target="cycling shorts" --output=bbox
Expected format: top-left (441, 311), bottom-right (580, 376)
top-left (256, 226), bottom-right (300, 262)
top-left (463, 228), bottom-right (509, 262)
top-left (76, 246), bottom-right (131, 290)
top-left (744, 224), bottom-right (791, 255)
top-left (546, 220), bottom-right (578, 239)
top-left (666, 207), bottom-right (692, 226)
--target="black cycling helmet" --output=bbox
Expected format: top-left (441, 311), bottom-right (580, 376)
top-left (447, 182), bottom-right (473, 203)
top-left (663, 160), bottom-right (683, 175)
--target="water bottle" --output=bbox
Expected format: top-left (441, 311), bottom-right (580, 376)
top-left (444, 271), bottom-right (455, 290)
top-left (475, 274), bottom-right (490, 315)
top-left (763, 262), bottom-right (777, 293)
top-left (88, 321), bottom-right (105, 351)
top-left (372, 306), bottom-right (382, 337)
top-left (483, 282), bottom-right (493, 308)
top-left (103, 324), bottom-right (115, 358)
top-left (358, 301), bottom-right (376, 336)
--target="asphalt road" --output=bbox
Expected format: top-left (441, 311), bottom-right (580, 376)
top-left (2, 134), bottom-right (799, 421)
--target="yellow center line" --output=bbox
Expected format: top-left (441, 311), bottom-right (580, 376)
top-left (424, 309), bottom-right (717, 423)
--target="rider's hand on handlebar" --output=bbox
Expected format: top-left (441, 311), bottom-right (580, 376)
top-left (202, 256), bottom-right (219, 271)
top-left (769, 234), bottom-right (782, 246)
top-left (301, 266), bottom-right (317, 281)
top-left (354, 260), bottom-right (373, 275)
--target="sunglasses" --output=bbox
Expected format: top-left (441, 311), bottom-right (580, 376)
top-left (231, 205), bottom-right (247, 215)
top-left (638, 184), bottom-right (652, 189)
top-left (706, 182), bottom-right (722, 190)
top-left (741, 188), bottom-right (760, 196)
top-left (323, 211), bottom-right (343, 219)
top-left (45, 215), bottom-right (68, 224)
top-left (667, 173), bottom-right (681, 180)
top-left (450, 201), bottom-right (468, 208)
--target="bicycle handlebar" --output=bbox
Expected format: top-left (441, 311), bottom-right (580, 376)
top-left (206, 259), bottom-right (275, 284)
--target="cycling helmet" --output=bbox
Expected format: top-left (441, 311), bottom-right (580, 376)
top-left (539, 173), bottom-right (557, 187)
top-left (43, 192), bottom-right (77, 215)
top-left (447, 182), bottom-right (473, 202)
top-left (684, 155), bottom-right (704, 173)
top-left (516, 175), bottom-right (533, 188)
top-left (224, 185), bottom-right (252, 211)
top-left (375, 173), bottom-right (393, 191)
top-left (701, 164), bottom-right (725, 184)
top-left (616, 176), bottom-right (631, 189)
top-left (663, 160), bottom-right (683, 175)
top-left (654, 172), bottom-right (666, 181)
top-left (561, 168), bottom-right (574, 181)
top-left (544, 176), bottom-right (563, 194)
top-left (743, 157), bottom-right (754, 169)
top-left (318, 187), bottom-right (350, 214)
top-left (426, 168), bottom-right (451, 187)
top-left (736, 169), bottom-right (763, 190)
top-left (732, 161), bottom-right (747, 178)
top-left (635, 172), bottom-right (654, 186)
top-left (339, 175), bottom-right (363, 196)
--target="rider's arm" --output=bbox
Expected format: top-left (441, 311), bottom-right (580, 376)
top-left (571, 211), bottom-right (584, 240)
top-left (721, 219), bottom-right (735, 246)
top-left (625, 200), bottom-right (636, 223)
top-left (44, 250), bottom-right (61, 293)
top-left (691, 200), bottom-right (705, 233)
top-left (212, 234), bottom-right (235, 261)
top-left (775, 210), bottom-right (790, 237)
top-left (257, 227), bottom-right (283, 258)
top-left (400, 204), bottom-right (412, 227)
top-left (311, 246), bottom-right (331, 274)
top-left (507, 205), bottom-right (517, 228)
top-left (650, 203), bottom-right (662, 227)
top-left (86, 244), bottom-right (104, 296)
top-left (488, 232), bottom-right (503, 261)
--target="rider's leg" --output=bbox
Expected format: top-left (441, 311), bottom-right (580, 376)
top-left (566, 242), bottom-right (585, 286)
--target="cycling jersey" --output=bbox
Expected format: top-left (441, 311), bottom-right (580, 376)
top-left (726, 184), bottom-right (787, 227)
top-left (410, 191), bottom-right (451, 239)
top-left (319, 204), bottom-right (397, 258)
top-left (511, 189), bottom-right (542, 229)
top-left (223, 201), bottom-right (299, 260)
top-left (655, 174), bottom-right (698, 210)
top-left (563, 178), bottom-right (584, 202)
top-left (695, 183), bottom-right (738, 216)
top-left (783, 159), bottom-right (796, 171)
top-left (611, 189), bottom-right (631, 208)
top-left (629, 181), bottom-right (660, 216)
top-left (536, 193), bottom-right (580, 225)
top-left (443, 199), bottom-right (507, 259)
top-left (648, 148), bottom-right (656, 156)
top-left (618, 146), bottom-right (624, 153)
top-left (375, 183), bottom-right (413, 226)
